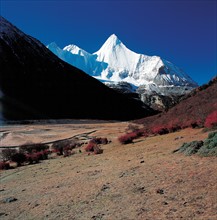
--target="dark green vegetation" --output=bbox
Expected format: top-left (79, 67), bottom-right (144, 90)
top-left (174, 131), bottom-right (217, 156)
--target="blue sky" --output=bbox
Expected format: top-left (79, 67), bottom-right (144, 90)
top-left (1, 0), bottom-right (216, 85)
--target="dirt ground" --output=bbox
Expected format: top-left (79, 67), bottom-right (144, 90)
top-left (0, 120), bottom-right (216, 220)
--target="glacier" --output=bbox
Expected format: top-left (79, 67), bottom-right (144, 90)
top-left (47, 34), bottom-right (198, 93)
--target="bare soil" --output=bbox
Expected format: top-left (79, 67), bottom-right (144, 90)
top-left (0, 121), bottom-right (216, 220)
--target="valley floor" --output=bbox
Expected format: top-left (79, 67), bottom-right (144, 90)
top-left (0, 121), bottom-right (216, 220)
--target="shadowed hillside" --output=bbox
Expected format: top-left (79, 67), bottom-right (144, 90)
top-left (0, 16), bottom-right (155, 121)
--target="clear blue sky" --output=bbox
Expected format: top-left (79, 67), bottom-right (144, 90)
top-left (1, 0), bottom-right (216, 85)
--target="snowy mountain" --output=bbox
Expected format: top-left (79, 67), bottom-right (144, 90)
top-left (47, 34), bottom-right (198, 93)
top-left (47, 42), bottom-right (105, 76)
top-left (0, 16), bottom-right (154, 121)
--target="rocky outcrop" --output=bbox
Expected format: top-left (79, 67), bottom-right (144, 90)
top-left (106, 82), bottom-right (186, 111)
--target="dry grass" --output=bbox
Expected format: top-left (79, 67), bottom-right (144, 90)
top-left (0, 121), bottom-right (216, 220)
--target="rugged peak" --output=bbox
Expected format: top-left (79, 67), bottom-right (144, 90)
top-left (63, 44), bottom-right (90, 57)
top-left (106, 34), bottom-right (121, 45)
top-left (96, 34), bottom-right (123, 52)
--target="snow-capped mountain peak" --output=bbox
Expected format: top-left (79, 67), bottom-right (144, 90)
top-left (97, 34), bottom-right (122, 50)
top-left (93, 34), bottom-right (144, 75)
top-left (63, 44), bottom-right (91, 57)
top-left (47, 34), bottom-right (198, 91)
top-left (94, 34), bottom-right (138, 60)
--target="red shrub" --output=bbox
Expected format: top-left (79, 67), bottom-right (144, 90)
top-left (151, 126), bottom-right (169, 135)
top-left (52, 148), bottom-right (60, 154)
top-left (84, 138), bottom-right (107, 154)
top-left (118, 133), bottom-right (134, 144)
top-left (25, 153), bottom-right (40, 164)
top-left (34, 150), bottom-right (50, 160)
top-left (85, 142), bottom-right (96, 152)
top-left (134, 129), bottom-right (144, 137)
top-left (167, 124), bottom-right (181, 132)
top-left (205, 111), bottom-right (217, 128)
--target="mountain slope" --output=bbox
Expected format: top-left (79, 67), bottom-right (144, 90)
top-left (0, 16), bottom-right (154, 122)
top-left (135, 76), bottom-right (217, 130)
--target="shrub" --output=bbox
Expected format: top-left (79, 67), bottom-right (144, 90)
top-left (20, 143), bottom-right (49, 154)
top-left (89, 137), bottom-right (108, 145)
top-left (85, 142), bottom-right (96, 152)
top-left (204, 111), bottom-right (217, 128)
top-left (34, 150), bottom-right (50, 160)
top-left (118, 133), bottom-right (134, 144)
top-left (207, 131), bottom-right (217, 139)
top-left (19, 145), bottom-right (34, 153)
top-left (84, 137), bottom-right (107, 153)
top-left (167, 124), bottom-right (181, 132)
top-left (100, 138), bottom-right (109, 145)
top-left (152, 126), bottom-right (169, 135)
top-left (11, 153), bottom-right (26, 166)
top-left (1, 148), bottom-right (17, 161)
top-left (174, 131), bottom-right (217, 157)
top-left (25, 153), bottom-right (40, 164)
top-left (93, 146), bottom-right (103, 154)
top-left (0, 161), bottom-right (10, 170)
top-left (52, 140), bottom-right (77, 155)
top-left (62, 147), bottom-right (75, 157)
top-left (134, 129), bottom-right (144, 137)
top-left (174, 141), bottom-right (204, 156)
top-left (198, 132), bottom-right (217, 156)
top-left (191, 120), bottom-right (203, 128)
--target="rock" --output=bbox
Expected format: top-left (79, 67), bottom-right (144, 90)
top-left (101, 184), bottom-right (110, 192)
top-left (0, 213), bottom-right (8, 216)
top-left (2, 197), bottom-right (17, 203)
top-left (91, 213), bottom-right (105, 220)
top-left (156, 189), bottom-right (164, 194)
top-left (133, 186), bottom-right (146, 194)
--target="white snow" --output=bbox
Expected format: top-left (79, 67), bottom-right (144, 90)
top-left (47, 34), bottom-right (198, 91)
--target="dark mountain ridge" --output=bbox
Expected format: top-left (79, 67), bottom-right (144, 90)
top-left (0, 16), bottom-right (155, 121)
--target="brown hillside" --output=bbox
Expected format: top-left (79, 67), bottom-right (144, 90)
top-left (135, 76), bottom-right (217, 131)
